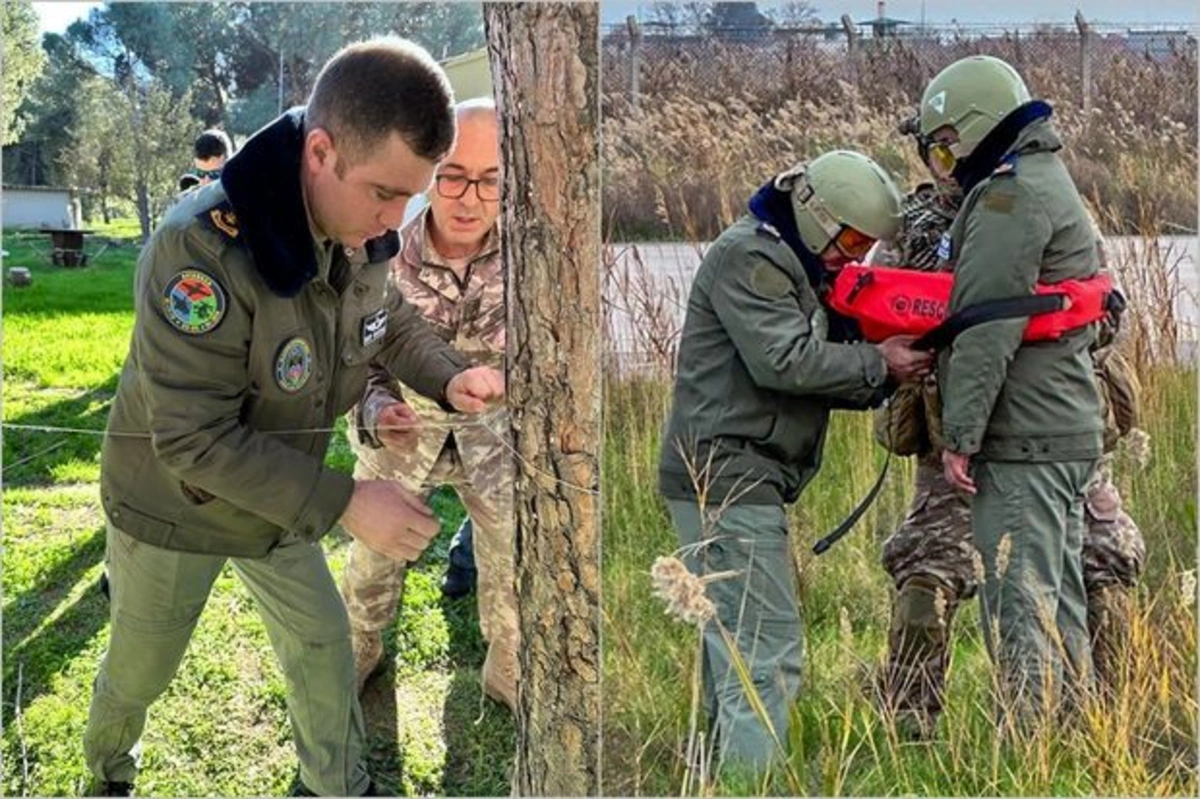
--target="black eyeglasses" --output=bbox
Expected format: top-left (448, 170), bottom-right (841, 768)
top-left (192, 168), bottom-right (222, 181)
top-left (434, 174), bottom-right (500, 202)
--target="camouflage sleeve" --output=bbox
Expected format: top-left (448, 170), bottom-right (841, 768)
top-left (132, 225), bottom-right (353, 539)
top-left (940, 179), bottom-right (1052, 454)
top-left (708, 255), bottom-right (888, 403)
top-left (353, 365), bottom-right (406, 449)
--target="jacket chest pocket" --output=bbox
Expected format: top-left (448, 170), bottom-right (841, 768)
top-left (460, 292), bottom-right (506, 354)
top-left (341, 276), bottom-right (390, 368)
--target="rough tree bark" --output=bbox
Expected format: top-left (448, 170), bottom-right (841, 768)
top-left (483, 4), bottom-right (601, 796)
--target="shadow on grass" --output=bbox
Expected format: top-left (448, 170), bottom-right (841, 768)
top-left (2, 376), bottom-right (120, 486)
top-left (361, 658), bottom-right (406, 795)
top-left (1, 523), bottom-right (108, 725)
top-left (439, 589), bottom-right (516, 796)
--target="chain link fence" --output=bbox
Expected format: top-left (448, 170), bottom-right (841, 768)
top-left (603, 17), bottom-right (1197, 115)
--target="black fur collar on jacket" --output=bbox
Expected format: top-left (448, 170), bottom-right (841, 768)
top-left (220, 107), bottom-right (400, 297)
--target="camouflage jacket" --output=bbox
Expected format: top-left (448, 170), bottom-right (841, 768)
top-left (867, 182), bottom-right (960, 272)
top-left (351, 207), bottom-right (508, 488)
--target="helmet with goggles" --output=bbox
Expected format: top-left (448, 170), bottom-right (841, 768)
top-left (919, 55), bottom-right (1031, 169)
top-left (780, 150), bottom-right (902, 260)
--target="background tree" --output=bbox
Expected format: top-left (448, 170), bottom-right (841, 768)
top-left (59, 75), bottom-right (132, 225)
top-left (767, 1), bottom-right (822, 28)
top-left (483, 3), bottom-right (601, 795)
top-left (116, 76), bottom-right (196, 239)
top-left (648, 2), bottom-right (713, 36)
top-left (2, 0), bottom-right (48, 146)
top-left (2, 33), bottom-right (93, 186)
top-left (6, 1), bottom-right (487, 218)
top-left (707, 2), bottom-right (774, 38)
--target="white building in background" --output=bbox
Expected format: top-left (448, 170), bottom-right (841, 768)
top-left (1, 185), bottom-right (81, 230)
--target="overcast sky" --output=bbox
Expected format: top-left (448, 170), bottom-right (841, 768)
top-left (32, 2), bottom-right (98, 34)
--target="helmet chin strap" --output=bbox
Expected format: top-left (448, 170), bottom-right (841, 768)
top-left (786, 171), bottom-right (842, 250)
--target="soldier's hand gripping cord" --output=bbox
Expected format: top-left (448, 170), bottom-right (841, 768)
top-left (339, 481), bottom-right (440, 562)
top-left (446, 366), bottom-right (505, 413)
top-left (376, 401), bottom-right (422, 453)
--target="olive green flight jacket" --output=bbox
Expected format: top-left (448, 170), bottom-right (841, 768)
top-left (101, 110), bottom-right (468, 557)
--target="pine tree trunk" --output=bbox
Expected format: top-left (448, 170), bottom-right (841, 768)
top-left (483, 4), bottom-right (600, 795)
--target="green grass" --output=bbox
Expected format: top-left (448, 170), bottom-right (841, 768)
top-left (1, 224), bottom-right (514, 796)
top-left (601, 370), bottom-right (1198, 796)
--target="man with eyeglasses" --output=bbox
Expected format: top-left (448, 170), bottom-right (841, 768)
top-left (341, 98), bottom-right (519, 710)
top-left (657, 150), bottom-right (932, 775)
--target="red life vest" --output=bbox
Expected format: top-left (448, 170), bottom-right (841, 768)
top-left (827, 264), bottom-right (1117, 346)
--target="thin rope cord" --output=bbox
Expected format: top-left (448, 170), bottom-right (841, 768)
top-left (2, 415), bottom-right (599, 495)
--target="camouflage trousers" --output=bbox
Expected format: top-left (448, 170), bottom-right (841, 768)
top-left (340, 444), bottom-right (518, 709)
top-left (879, 452), bottom-right (1145, 729)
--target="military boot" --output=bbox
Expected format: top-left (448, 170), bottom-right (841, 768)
top-left (1087, 582), bottom-right (1133, 697)
top-left (879, 576), bottom-right (959, 739)
top-left (351, 628), bottom-right (385, 695)
top-left (441, 521), bottom-right (477, 600)
top-left (91, 780), bottom-right (134, 796)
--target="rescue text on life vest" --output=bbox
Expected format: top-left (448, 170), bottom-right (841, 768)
top-left (827, 264), bottom-right (1117, 345)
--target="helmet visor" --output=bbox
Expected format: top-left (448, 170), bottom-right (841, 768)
top-left (833, 225), bottom-right (876, 261)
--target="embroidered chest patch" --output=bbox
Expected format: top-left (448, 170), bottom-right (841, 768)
top-left (361, 308), bottom-right (388, 347)
top-left (275, 337), bottom-right (313, 393)
top-left (162, 269), bottom-right (227, 335)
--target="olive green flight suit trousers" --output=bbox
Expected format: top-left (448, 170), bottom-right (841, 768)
top-left (971, 459), bottom-right (1097, 722)
top-left (84, 523), bottom-right (371, 795)
top-left (667, 500), bottom-right (803, 775)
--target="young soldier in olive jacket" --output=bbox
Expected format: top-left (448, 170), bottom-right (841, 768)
top-left (86, 39), bottom-right (502, 797)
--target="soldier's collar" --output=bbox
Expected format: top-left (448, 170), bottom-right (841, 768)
top-left (220, 107), bottom-right (397, 298)
top-left (952, 100), bottom-right (1053, 195)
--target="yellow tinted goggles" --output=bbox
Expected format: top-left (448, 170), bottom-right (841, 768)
top-left (833, 225), bottom-right (876, 261)
top-left (927, 141), bottom-right (958, 179)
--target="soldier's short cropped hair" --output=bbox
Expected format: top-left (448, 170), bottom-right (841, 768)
top-left (193, 129), bottom-right (232, 160)
top-left (306, 38), bottom-right (456, 169)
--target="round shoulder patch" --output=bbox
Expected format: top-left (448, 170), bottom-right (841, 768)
top-left (161, 269), bottom-right (227, 335)
top-left (275, 337), bottom-right (313, 393)
top-left (750, 260), bottom-right (793, 299)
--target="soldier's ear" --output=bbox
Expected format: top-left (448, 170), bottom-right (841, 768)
top-left (304, 128), bottom-right (336, 172)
